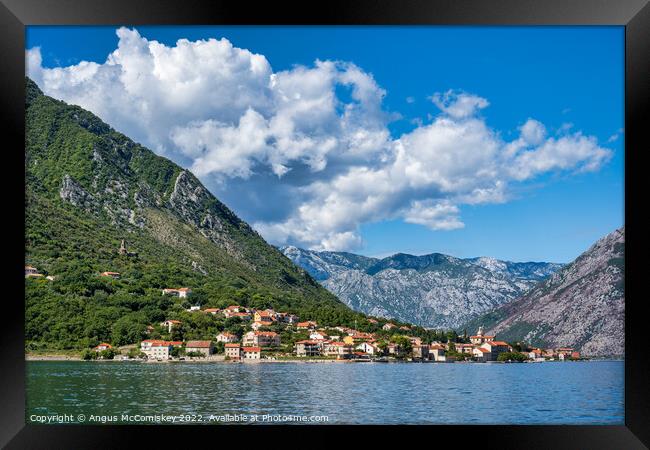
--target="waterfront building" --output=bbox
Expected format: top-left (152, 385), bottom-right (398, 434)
top-left (295, 340), bottom-right (322, 357)
top-left (323, 341), bottom-right (353, 358)
top-left (140, 340), bottom-right (173, 360)
top-left (225, 343), bottom-right (241, 359)
top-left (412, 344), bottom-right (429, 360)
top-left (356, 342), bottom-right (380, 355)
top-left (480, 341), bottom-right (512, 361)
top-left (429, 344), bottom-right (446, 362)
top-left (185, 340), bottom-right (214, 357)
top-left (472, 347), bottom-right (491, 362)
top-left (242, 347), bottom-right (261, 360)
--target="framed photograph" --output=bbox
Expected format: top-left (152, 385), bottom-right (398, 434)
top-left (1, 0), bottom-right (648, 447)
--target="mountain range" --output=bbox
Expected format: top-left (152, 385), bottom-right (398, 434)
top-left (280, 246), bottom-right (563, 329)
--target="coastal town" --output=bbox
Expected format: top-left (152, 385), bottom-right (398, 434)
top-left (26, 265), bottom-right (581, 363)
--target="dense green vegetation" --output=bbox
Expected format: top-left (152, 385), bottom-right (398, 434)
top-left (496, 352), bottom-right (529, 362)
top-left (25, 77), bottom-right (454, 353)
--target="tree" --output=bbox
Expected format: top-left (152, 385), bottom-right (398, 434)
top-left (390, 335), bottom-right (412, 358)
top-left (170, 346), bottom-right (185, 358)
top-left (111, 316), bottom-right (146, 346)
top-left (127, 347), bottom-right (145, 359)
top-left (81, 349), bottom-right (97, 360)
top-left (497, 352), bottom-right (528, 362)
top-left (215, 341), bottom-right (225, 354)
top-left (99, 348), bottom-right (117, 359)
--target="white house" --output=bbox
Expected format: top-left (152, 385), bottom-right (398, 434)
top-left (140, 340), bottom-right (173, 360)
top-left (472, 347), bottom-right (491, 362)
top-left (310, 331), bottom-right (329, 340)
top-left (242, 347), bottom-right (261, 360)
top-left (216, 332), bottom-right (238, 343)
top-left (225, 343), bottom-right (241, 359)
top-left (429, 344), bottom-right (446, 362)
top-left (162, 288), bottom-right (192, 298)
top-left (356, 342), bottom-right (380, 355)
top-left (160, 319), bottom-right (182, 333)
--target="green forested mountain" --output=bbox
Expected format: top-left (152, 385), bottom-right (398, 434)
top-left (25, 77), bottom-right (392, 351)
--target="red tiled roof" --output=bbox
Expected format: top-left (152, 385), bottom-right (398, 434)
top-left (142, 339), bottom-right (167, 345)
top-left (296, 340), bottom-right (320, 345)
top-left (186, 340), bottom-right (212, 348)
top-left (225, 343), bottom-right (241, 348)
top-left (242, 347), bottom-right (261, 352)
top-left (253, 331), bottom-right (278, 336)
top-left (475, 348), bottom-right (490, 353)
top-left (490, 341), bottom-right (510, 346)
top-left (151, 342), bottom-right (172, 348)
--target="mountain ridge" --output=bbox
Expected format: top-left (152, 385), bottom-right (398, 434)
top-left (473, 226), bottom-right (625, 357)
top-left (280, 245), bottom-right (563, 329)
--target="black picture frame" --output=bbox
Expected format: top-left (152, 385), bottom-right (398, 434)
top-left (1, 0), bottom-right (648, 447)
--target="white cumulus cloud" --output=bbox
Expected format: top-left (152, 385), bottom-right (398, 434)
top-left (26, 27), bottom-right (614, 251)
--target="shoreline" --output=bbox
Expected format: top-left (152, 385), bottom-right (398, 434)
top-left (25, 354), bottom-right (623, 363)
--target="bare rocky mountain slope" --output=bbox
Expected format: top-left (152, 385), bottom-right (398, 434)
top-left (471, 227), bottom-right (624, 357)
top-left (281, 246), bottom-right (562, 329)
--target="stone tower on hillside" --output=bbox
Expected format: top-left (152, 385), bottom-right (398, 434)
top-left (118, 240), bottom-right (127, 255)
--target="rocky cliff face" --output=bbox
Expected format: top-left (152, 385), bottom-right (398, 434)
top-left (482, 227), bottom-right (624, 357)
top-left (281, 246), bottom-right (562, 329)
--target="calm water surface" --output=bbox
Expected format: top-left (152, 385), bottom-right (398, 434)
top-left (26, 360), bottom-right (623, 424)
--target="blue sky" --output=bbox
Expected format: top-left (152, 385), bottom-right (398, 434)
top-left (26, 26), bottom-right (624, 263)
